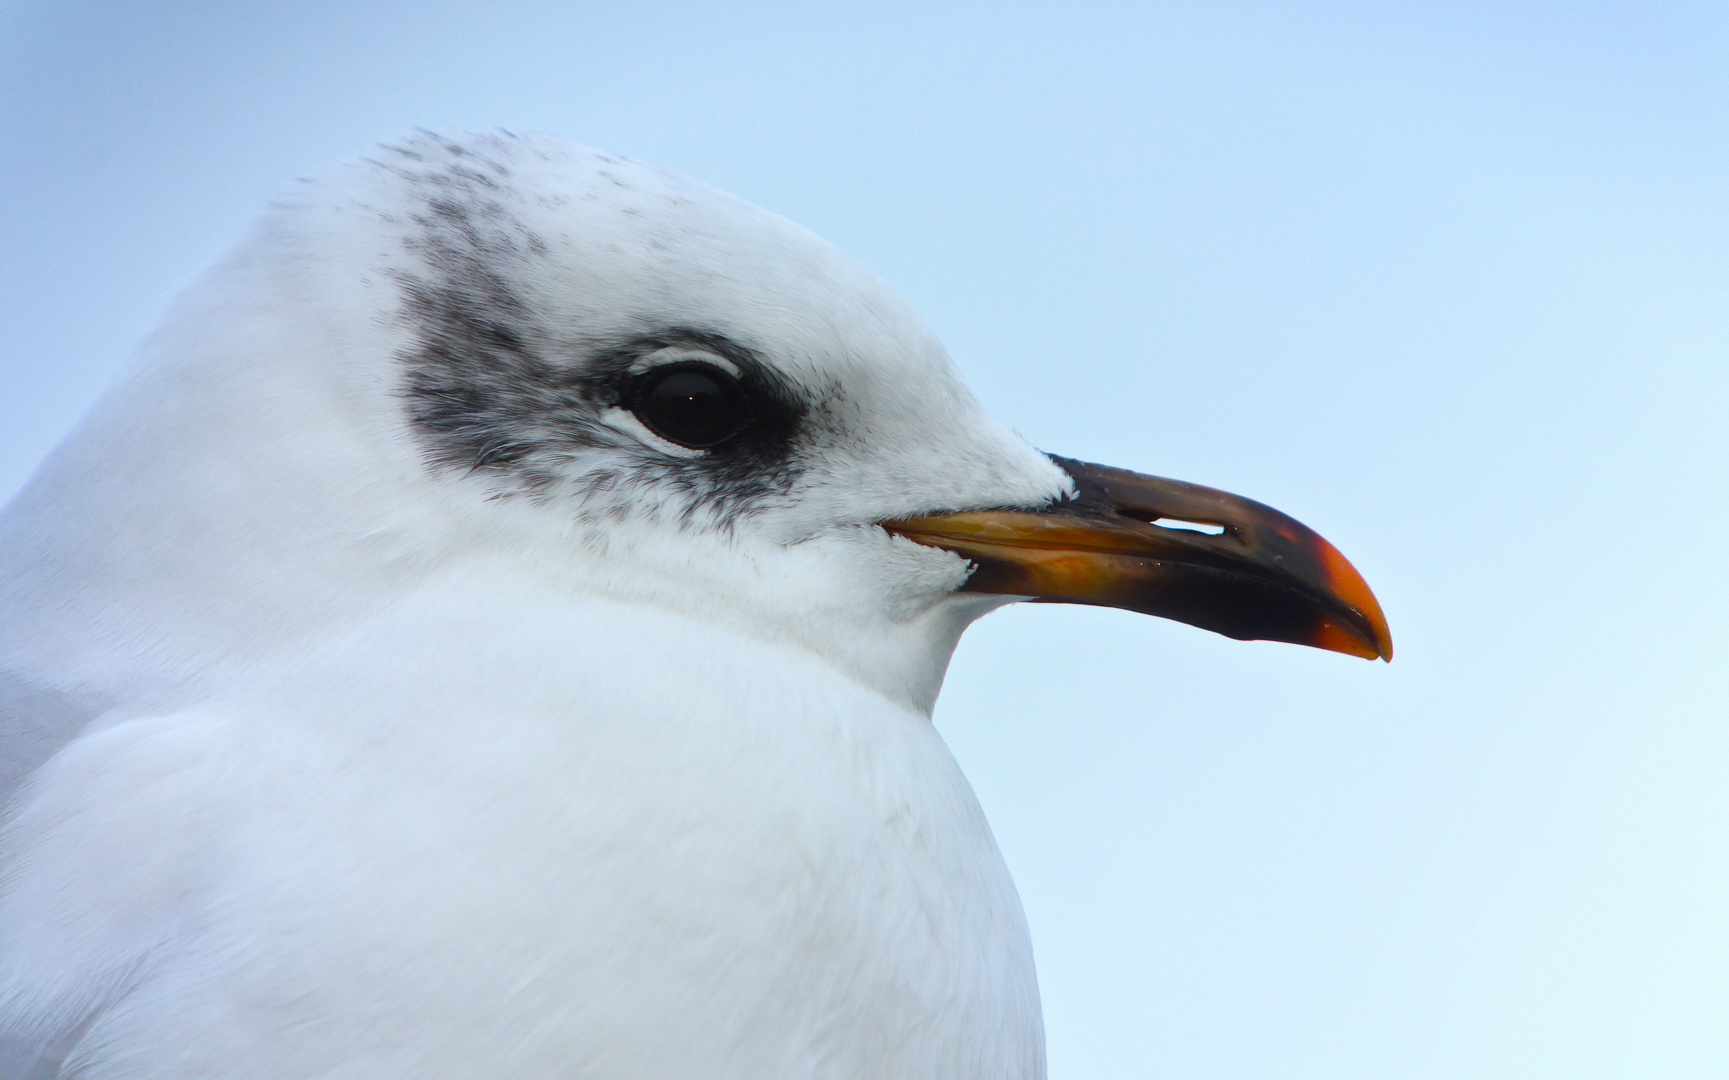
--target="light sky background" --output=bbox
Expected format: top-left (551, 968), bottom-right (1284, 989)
top-left (2, 2), bottom-right (1725, 1077)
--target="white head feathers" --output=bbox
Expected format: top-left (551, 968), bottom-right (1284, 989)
top-left (0, 131), bottom-right (1070, 721)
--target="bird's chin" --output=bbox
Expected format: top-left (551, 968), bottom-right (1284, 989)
top-left (875, 591), bottom-right (1020, 716)
top-left (764, 531), bottom-right (1004, 713)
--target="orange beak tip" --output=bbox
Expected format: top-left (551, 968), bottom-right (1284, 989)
top-left (1312, 620), bottom-right (1381, 662)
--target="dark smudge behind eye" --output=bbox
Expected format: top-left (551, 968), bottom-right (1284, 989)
top-left (385, 139), bottom-right (809, 528)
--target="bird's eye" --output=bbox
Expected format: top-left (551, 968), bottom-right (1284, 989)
top-left (624, 362), bottom-right (754, 450)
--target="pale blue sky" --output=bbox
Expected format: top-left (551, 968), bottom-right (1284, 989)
top-left (3, 2), bottom-right (1726, 1076)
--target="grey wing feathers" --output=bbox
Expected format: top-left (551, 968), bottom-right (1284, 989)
top-left (0, 673), bottom-right (108, 810)
top-left (0, 674), bottom-right (138, 1079)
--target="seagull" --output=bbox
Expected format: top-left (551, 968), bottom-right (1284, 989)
top-left (0, 131), bottom-right (1390, 1079)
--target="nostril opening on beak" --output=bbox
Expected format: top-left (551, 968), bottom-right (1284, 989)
top-left (1152, 518), bottom-right (1226, 535)
top-left (1118, 507), bottom-right (1227, 535)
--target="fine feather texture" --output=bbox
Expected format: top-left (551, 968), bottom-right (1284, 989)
top-left (0, 131), bottom-right (1069, 1078)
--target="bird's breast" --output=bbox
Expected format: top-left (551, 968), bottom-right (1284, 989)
top-left (50, 581), bottom-right (1045, 1078)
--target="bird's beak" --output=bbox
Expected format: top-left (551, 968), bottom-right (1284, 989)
top-left (884, 456), bottom-right (1392, 661)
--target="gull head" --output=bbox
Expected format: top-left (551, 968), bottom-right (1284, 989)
top-left (0, 131), bottom-right (1388, 715)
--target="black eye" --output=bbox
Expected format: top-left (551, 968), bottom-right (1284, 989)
top-left (625, 362), bottom-right (754, 450)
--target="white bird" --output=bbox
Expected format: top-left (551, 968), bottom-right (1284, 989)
top-left (0, 131), bottom-right (1389, 1079)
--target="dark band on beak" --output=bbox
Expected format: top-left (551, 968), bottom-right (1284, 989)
top-left (884, 456), bottom-right (1393, 661)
